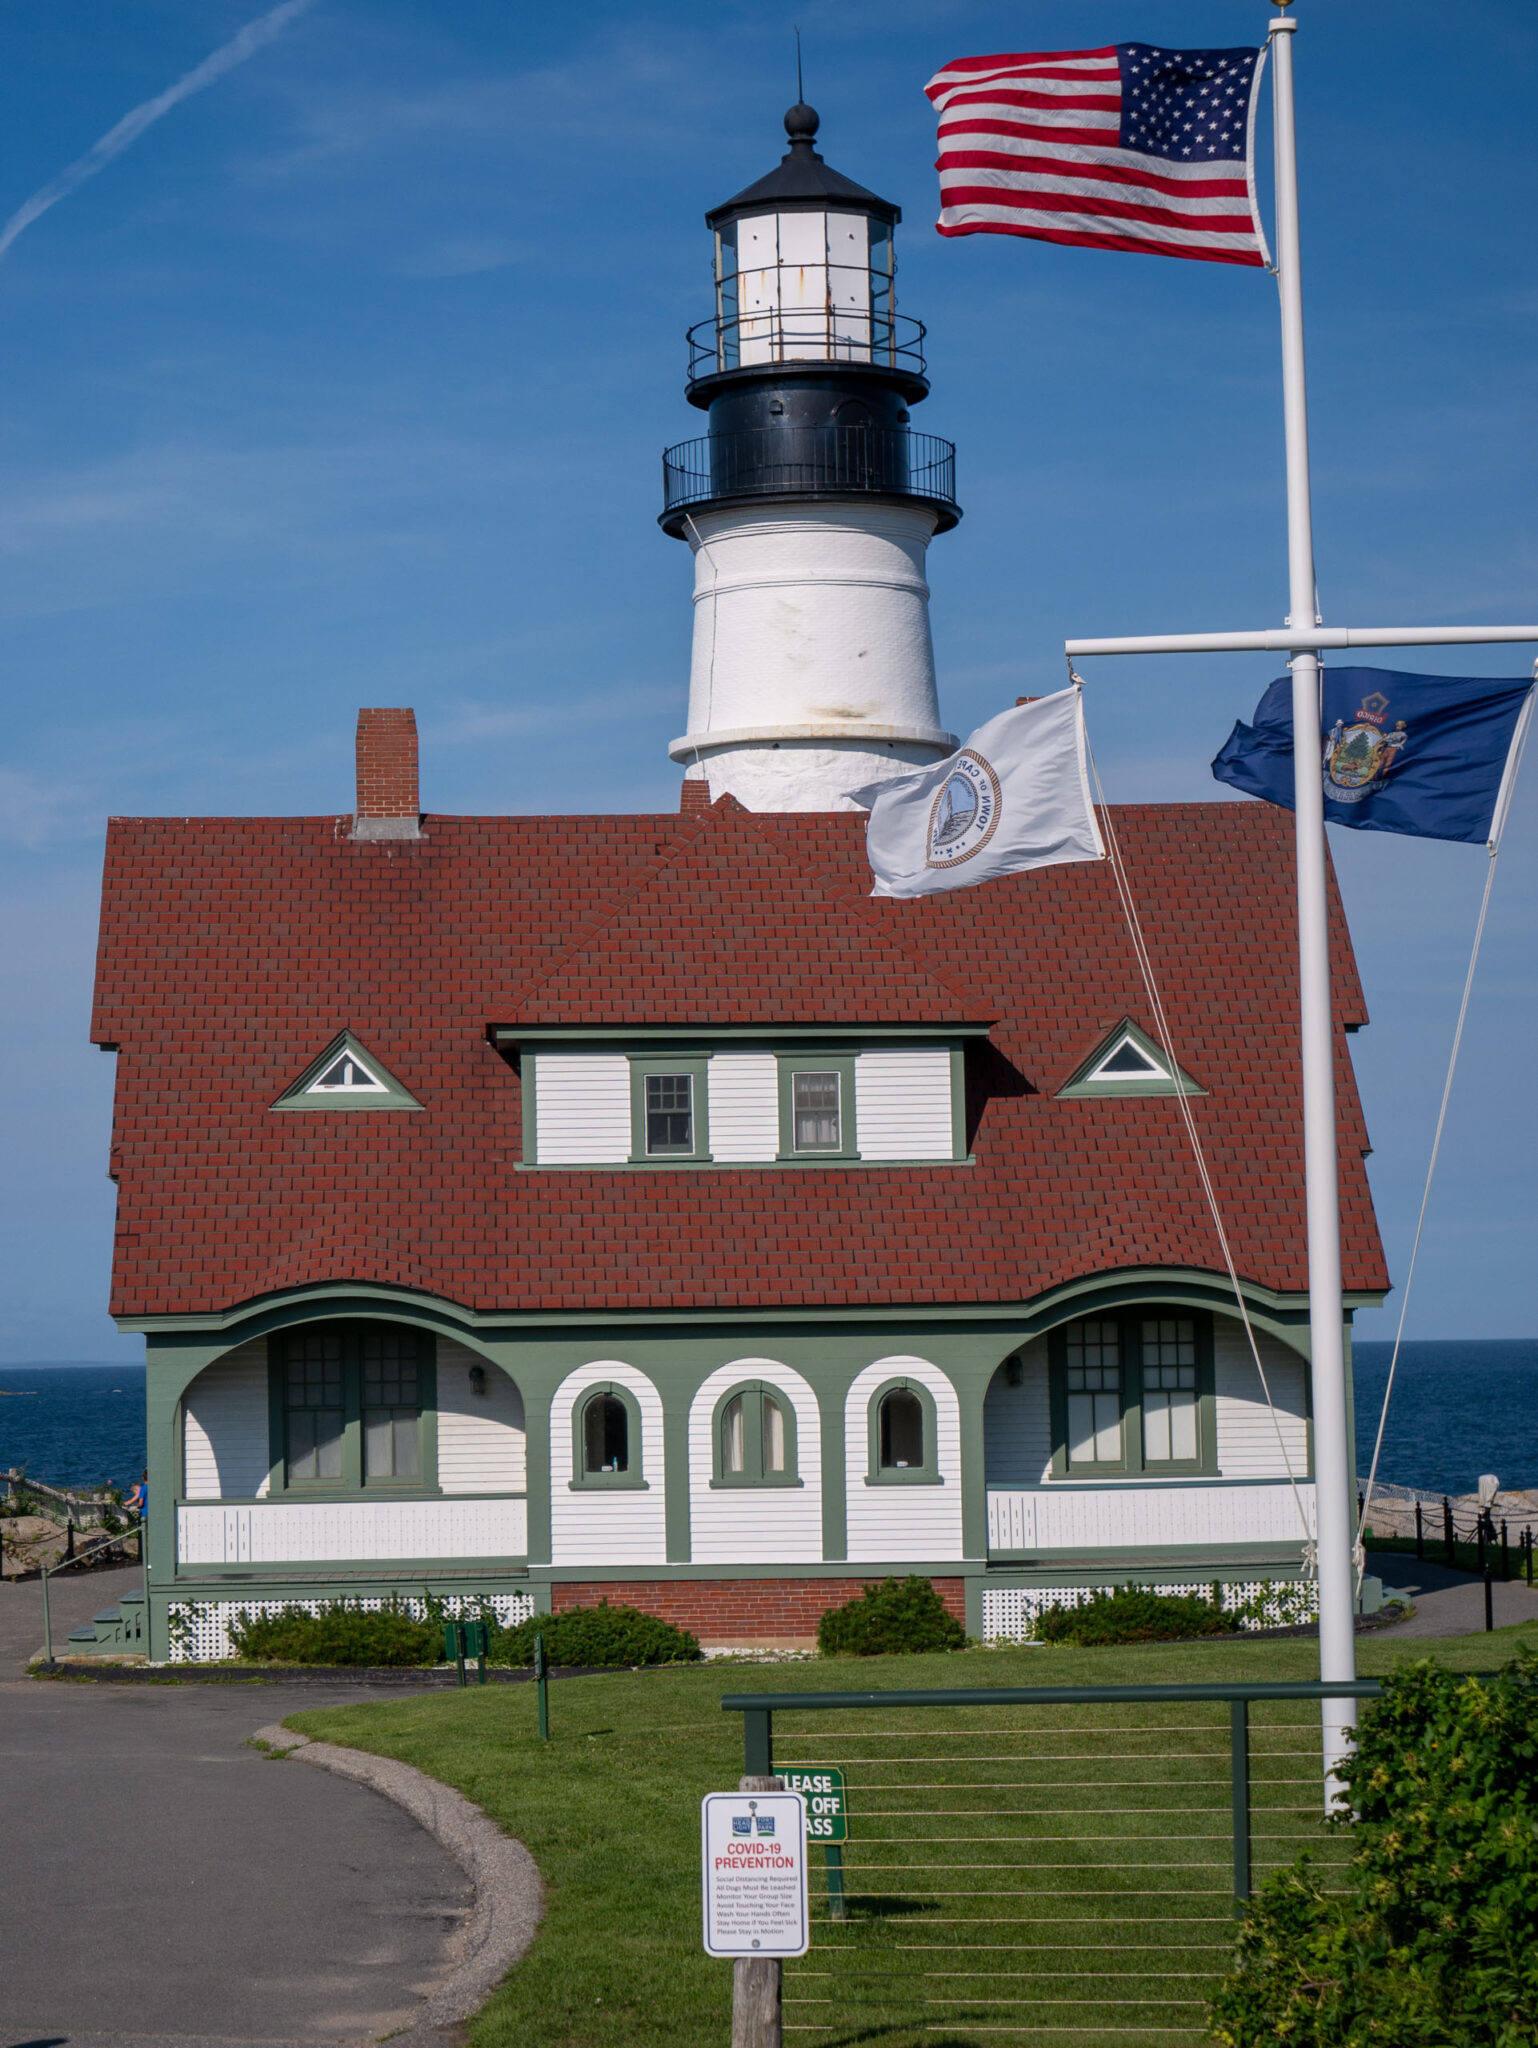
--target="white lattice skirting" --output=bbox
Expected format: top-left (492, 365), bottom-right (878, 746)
top-left (166, 1590), bottom-right (536, 1663)
top-left (981, 1579), bottom-right (1318, 1644)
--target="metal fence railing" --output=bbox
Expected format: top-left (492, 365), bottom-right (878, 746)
top-left (724, 1680), bottom-right (1382, 2046)
top-left (1364, 1488), bottom-right (1538, 1581)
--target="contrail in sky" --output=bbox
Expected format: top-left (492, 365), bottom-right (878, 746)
top-left (0, 0), bottom-right (318, 264)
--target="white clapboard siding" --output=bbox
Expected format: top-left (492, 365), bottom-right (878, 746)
top-left (708, 1054), bottom-right (779, 1162)
top-left (854, 1049), bottom-right (954, 1161)
top-left (982, 1339), bottom-right (1052, 1488)
top-left (183, 1339), bottom-right (271, 1500)
top-left (987, 1481), bottom-right (1316, 1553)
top-left (177, 1496), bottom-right (528, 1565)
top-left (688, 1360), bottom-right (823, 1563)
top-left (1214, 1320), bottom-right (1310, 1477)
top-left (437, 1340), bottom-right (527, 1494)
top-left (549, 1361), bottom-right (667, 1565)
top-left (532, 1053), bottom-right (630, 1165)
top-left (845, 1356), bottom-right (965, 1562)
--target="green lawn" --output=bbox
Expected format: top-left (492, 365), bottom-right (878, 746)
top-left (285, 1619), bottom-right (1538, 2048)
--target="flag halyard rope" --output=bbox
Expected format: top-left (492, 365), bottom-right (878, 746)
top-left (1355, 693), bottom-right (1529, 1578)
top-left (1077, 685), bottom-right (1316, 1553)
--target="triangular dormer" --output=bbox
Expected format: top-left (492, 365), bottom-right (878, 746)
top-left (1057, 1020), bottom-right (1205, 1099)
top-left (272, 1033), bottom-right (422, 1112)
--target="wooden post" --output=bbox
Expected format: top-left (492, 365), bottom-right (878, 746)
top-left (733, 1773), bottom-right (783, 2048)
top-left (1443, 1495), bottom-right (1454, 1565)
top-left (1414, 1501), bottom-right (1423, 1560)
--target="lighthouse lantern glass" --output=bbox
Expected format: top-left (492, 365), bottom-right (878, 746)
top-left (713, 211), bottom-right (890, 372)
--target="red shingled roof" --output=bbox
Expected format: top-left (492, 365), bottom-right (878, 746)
top-left (91, 798), bottom-right (1387, 1319)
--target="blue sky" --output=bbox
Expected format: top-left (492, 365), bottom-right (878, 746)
top-left (0, 0), bottom-right (1532, 1361)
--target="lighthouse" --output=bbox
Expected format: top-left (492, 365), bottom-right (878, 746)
top-left (661, 101), bottom-right (961, 811)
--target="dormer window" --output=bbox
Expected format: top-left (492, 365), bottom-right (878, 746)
top-left (646, 1074), bottom-right (695, 1155)
top-left (272, 1032), bottom-right (422, 1113)
top-left (1057, 1021), bottom-right (1206, 1100)
top-left (792, 1070), bottom-right (841, 1152)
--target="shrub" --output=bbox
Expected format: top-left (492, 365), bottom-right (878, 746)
top-left (1208, 1651), bottom-right (1538, 2046)
top-left (817, 1577), bottom-right (966, 1656)
top-left (1035, 1586), bottom-right (1231, 1646)
top-left (495, 1600), bottom-right (701, 1668)
top-left (229, 1596), bottom-right (444, 1666)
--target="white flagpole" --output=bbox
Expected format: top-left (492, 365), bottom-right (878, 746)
top-left (1268, 6), bottom-right (1358, 1806)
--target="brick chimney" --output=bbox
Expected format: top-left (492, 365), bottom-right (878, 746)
top-left (680, 774), bottom-right (711, 813)
top-left (353, 708), bottom-right (422, 840)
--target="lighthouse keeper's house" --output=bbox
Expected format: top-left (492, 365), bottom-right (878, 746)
top-left (84, 101), bottom-right (1389, 1663)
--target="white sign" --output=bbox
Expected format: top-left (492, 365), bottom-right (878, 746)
top-left (701, 1790), bottom-right (809, 1958)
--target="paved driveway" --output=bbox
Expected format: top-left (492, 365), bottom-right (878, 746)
top-left (0, 1575), bottom-right (473, 2047)
top-left (1372, 1550), bottom-right (1538, 1636)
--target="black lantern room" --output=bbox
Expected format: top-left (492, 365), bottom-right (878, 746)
top-left (660, 103), bottom-right (960, 538)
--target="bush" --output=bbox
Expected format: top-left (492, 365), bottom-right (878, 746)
top-left (1035, 1586), bottom-right (1233, 1646)
top-left (495, 1600), bottom-right (701, 1668)
top-left (817, 1577), bottom-right (966, 1656)
top-left (229, 1596), bottom-right (444, 1666)
top-left (1208, 1651), bottom-right (1538, 2046)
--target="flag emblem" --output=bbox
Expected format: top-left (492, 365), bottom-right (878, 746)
top-left (927, 750), bottom-right (1002, 869)
top-left (924, 43), bottom-right (1268, 268)
top-left (1325, 698), bottom-right (1408, 803)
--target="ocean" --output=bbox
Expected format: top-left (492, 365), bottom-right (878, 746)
top-left (0, 1363), bottom-right (149, 1492)
top-left (0, 1342), bottom-right (1534, 1501)
top-left (1351, 1339), bottom-right (1538, 1499)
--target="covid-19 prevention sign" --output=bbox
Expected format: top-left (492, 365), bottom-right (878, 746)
top-left (701, 1790), bottom-right (809, 1958)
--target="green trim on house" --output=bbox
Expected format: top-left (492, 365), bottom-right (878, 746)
top-left (949, 1044), bottom-right (967, 1162)
top-left (777, 1053), bottom-right (858, 1162)
top-left (1057, 1019), bottom-right (1206, 1100)
top-left (270, 1031), bottom-right (423, 1112)
top-left (494, 1024), bottom-right (994, 1048)
top-left (520, 1055), bottom-right (538, 1166)
top-left (118, 1266), bottom-right (1370, 1344)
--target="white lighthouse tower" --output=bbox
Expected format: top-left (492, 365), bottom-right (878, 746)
top-left (661, 101), bottom-right (961, 811)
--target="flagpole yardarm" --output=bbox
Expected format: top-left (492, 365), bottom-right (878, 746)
top-left (1063, 623), bottom-right (1538, 657)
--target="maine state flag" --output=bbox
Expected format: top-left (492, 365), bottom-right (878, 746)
top-left (1212, 667), bottom-right (1533, 847)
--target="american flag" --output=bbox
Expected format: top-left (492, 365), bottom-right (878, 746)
top-left (925, 44), bottom-right (1269, 268)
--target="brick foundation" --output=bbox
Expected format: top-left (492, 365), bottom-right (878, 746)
top-left (551, 1576), bottom-right (967, 1641)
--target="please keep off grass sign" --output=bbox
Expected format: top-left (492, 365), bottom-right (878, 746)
top-left (778, 1765), bottom-right (847, 1841)
top-left (701, 1791), bottom-right (809, 1958)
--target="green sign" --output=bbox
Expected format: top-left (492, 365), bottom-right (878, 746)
top-left (780, 1766), bottom-right (847, 1842)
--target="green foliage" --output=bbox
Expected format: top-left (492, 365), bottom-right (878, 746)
top-left (495, 1600), bottom-right (701, 1668)
top-left (230, 1595), bottom-right (445, 1666)
top-left (1037, 1585), bottom-right (1232, 1646)
top-left (816, 1575), bottom-right (967, 1656)
top-left (1209, 1651), bottom-right (1538, 2046)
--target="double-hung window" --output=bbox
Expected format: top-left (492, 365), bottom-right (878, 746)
top-left (628, 1056), bottom-right (711, 1163)
top-left (777, 1054), bottom-right (858, 1160)
top-left (1050, 1312), bottom-right (1213, 1476)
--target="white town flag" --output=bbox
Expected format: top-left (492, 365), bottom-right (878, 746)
top-left (849, 686), bottom-right (1105, 898)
